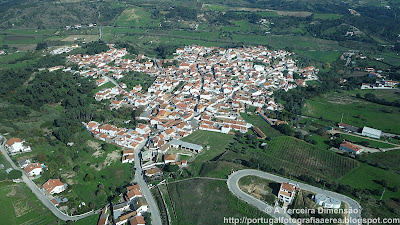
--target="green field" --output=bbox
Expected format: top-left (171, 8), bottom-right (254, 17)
top-left (92, 81), bottom-right (116, 94)
top-left (262, 136), bottom-right (358, 179)
top-left (203, 4), bottom-right (229, 11)
top-left (348, 89), bottom-right (400, 102)
top-left (313, 13), bottom-right (343, 20)
top-left (240, 113), bottom-right (282, 137)
top-left (304, 91), bottom-right (400, 134)
top-left (114, 7), bottom-right (159, 27)
top-left (310, 134), bottom-right (331, 150)
top-left (341, 134), bottom-right (396, 149)
top-left (296, 50), bottom-right (342, 63)
top-left (182, 130), bottom-right (234, 162)
top-left (73, 214), bottom-right (99, 225)
top-left (0, 182), bottom-right (58, 225)
top-left (362, 150), bottom-right (400, 174)
top-left (339, 164), bottom-right (400, 199)
top-left (166, 179), bottom-right (271, 225)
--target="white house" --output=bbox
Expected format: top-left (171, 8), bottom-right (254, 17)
top-left (6, 138), bottom-right (31, 154)
top-left (43, 179), bottom-right (66, 194)
top-left (24, 163), bottom-right (43, 176)
top-left (278, 183), bottom-right (298, 204)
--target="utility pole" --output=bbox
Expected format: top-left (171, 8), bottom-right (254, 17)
top-left (340, 113), bottom-right (344, 124)
top-left (380, 188), bottom-right (385, 201)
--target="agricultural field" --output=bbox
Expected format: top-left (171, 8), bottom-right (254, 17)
top-left (262, 136), bottom-right (358, 179)
top-left (0, 182), bottom-right (58, 225)
top-left (165, 179), bottom-right (271, 225)
top-left (348, 89), bottom-right (400, 102)
top-left (114, 7), bottom-right (159, 27)
top-left (339, 164), bottom-right (400, 200)
top-left (304, 91), bottom-right (400, 134)
top-left (295, 50), bottom-right (342, 64)
top-left (181, 130), bottom-right (234, 162)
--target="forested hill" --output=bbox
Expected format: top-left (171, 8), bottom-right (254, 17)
top-left (0, 0), bottom-right (123, 28)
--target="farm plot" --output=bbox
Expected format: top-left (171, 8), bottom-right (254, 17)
top-left (262, 136), bottom-right (358, 179)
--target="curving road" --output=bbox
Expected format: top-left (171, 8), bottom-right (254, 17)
top-left (227, 169), bottom-right (362, 225)
top-left (0, 135), bottom-right (100, 221)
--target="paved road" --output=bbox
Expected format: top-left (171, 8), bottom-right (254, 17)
top-left (0, 135), bottom-right (100, 221)
top-left (133, 142), bottom-right (162, 225)
top-left (227, 169), bottom-right (362, 225)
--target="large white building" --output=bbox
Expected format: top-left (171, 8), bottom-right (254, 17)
top-left (314, 194), bottom-right (341, 209)
top-left (361, 126), bottom-right (382, 139)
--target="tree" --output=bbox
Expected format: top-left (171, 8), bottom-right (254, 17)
top-left (36, 42), bottom-right (48, 50)
top-left (7, 170), bottom-right (22, 179)
top-left (0, 172), bottom-right (6, 181)
top-left (73, 165), bottom-right (80, 172)
top-left (276, 124), bottom-right (294, 136)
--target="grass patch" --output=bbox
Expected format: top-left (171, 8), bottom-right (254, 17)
top-left (348, 89), bottom-right (400, 102)
top-left (295, 50), bottom-right (342, 64)
top-left (91, 81), bottom-right (116, 94)
top-left (72, 214), bottom-right (99, 225)
top-left (341, 134), bottom-right (396, 149)
top-left (167, 179), bottom-right (271, 225)
top-left (0, 182), bottom-right (58, 225)
top-left (362, 150), bottom-right (400, 174)
top-left (114, 7), bottom-right (159, 27)
top-left (182, 130), bottom-right (234, 162)
top-left (339, 164), bottom-right (400, 200)
top-left (313, 13), bottom-right (343, 20)
top-left (304, 91), bottom-right (400, 134)
top-left (240, 113), bottom-right (282, 137)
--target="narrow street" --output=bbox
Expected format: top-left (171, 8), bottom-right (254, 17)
top-left (133, 142), bottom-right (162, 225)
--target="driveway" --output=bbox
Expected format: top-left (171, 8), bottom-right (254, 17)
top-left (227, 169), bottom-right (362, 225)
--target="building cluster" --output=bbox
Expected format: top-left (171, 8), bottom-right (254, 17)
top-left (68, 44), bottom-right (318, 122)
top-left (69, 45), bottom-right (321, 165)
top-left (361, 80), bottom-right (399, 89)
top-left (82, 121), bottom-right (150, 152)
top-left (49, 44), bottom-right (79, 55)
top-left (98, 184), bottom-right (148, 225)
